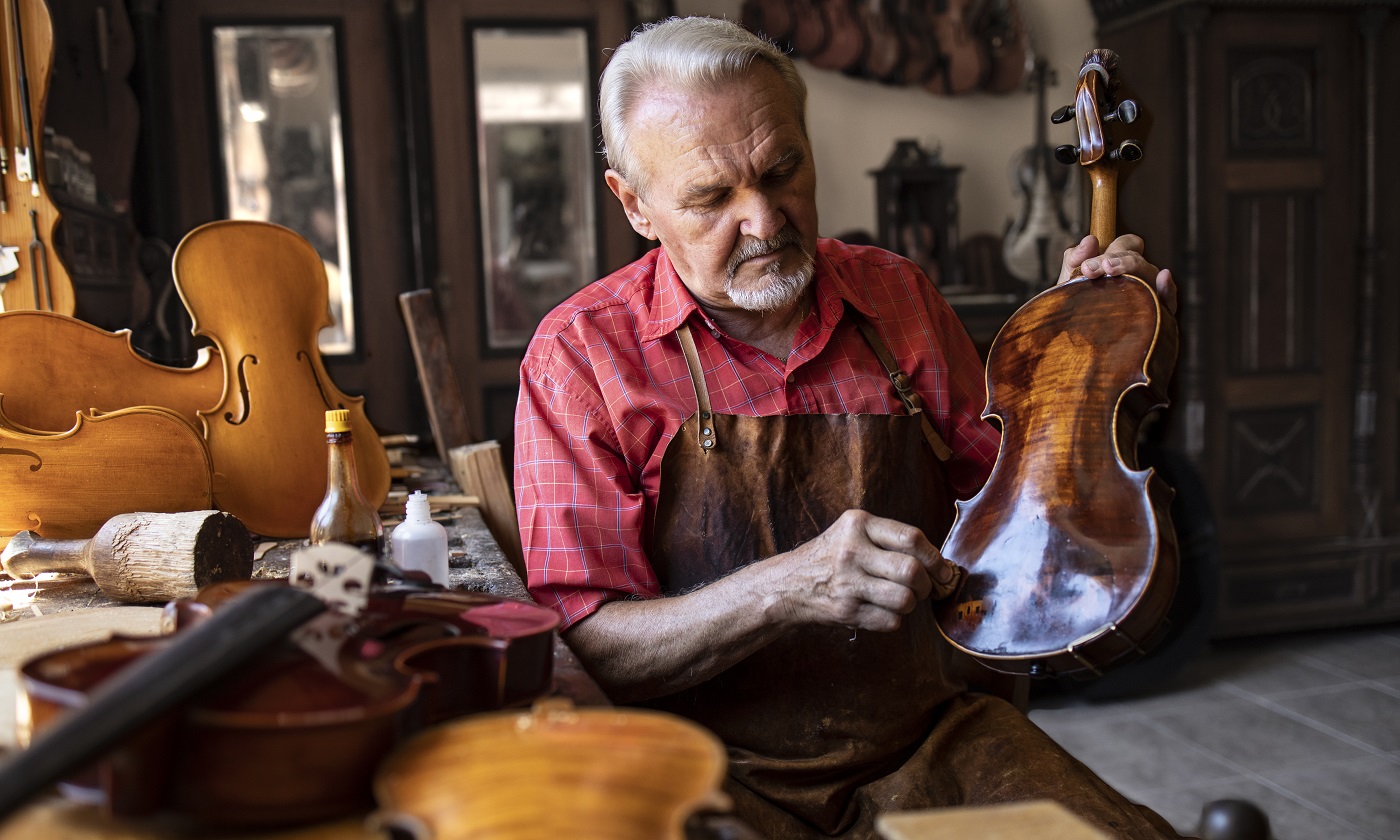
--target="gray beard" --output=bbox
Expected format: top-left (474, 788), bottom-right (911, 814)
top-left (726, 256), bottom-right (815, 313)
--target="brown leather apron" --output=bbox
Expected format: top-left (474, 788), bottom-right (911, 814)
top-left (641, 316), bottom-right (1182, 840)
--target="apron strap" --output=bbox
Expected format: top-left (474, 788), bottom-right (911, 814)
top-left (853, 315), bottom-right (954, 462)
top-left (676, 316), bottom-right (951, 462)
top-left (676, 322), bottom-right (718, 452)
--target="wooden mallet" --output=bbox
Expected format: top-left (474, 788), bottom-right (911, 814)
top-left (1, 511), bottom-right (254, 603)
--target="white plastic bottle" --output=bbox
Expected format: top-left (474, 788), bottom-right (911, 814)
top-left (391, 491), bottom-right (450, 586)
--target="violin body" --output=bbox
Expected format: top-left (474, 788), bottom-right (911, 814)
top-left (936, 276), bottom-right (1178, 676)
top-left (0, 0), bottom-right (73, 314)
top-left (808, 0), bottom-right (865, 72)
top-left (0, 403), bottom-right (213, 542)
top-left (374, 700), bottom-right (729, 840)
top-left (937, 49), bottom-right (1179, 678)
top-left (894, 0), bottom-right (940, 85)
top-left (789, 0), bottom-right (828, 57)
top-left (975, 0), bottom-right (1030, 94)
top-left (924, 0), bottom-right (988, 96)
top-left (741, 0), bottom-right (795, 45)
top-left (19, 579), bottom-right (561, 826)
top-left (1003, 60), bottom-right (1078, 289)
top-left (172, 220), bottom-right (391, 538)
top-left (859, 0), bottom-right (905, 83)
top-left (0, 311), bottom-right (222, 433)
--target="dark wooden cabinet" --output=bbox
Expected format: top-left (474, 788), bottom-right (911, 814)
top-left (1095, 1), bottom-right (1400, 635)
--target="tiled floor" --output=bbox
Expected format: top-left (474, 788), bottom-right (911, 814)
top-left (1027, 623), bottom-right (1400, 839)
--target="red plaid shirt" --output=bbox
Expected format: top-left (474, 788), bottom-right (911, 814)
top-left (515, 239), bottom-right (1000, 629)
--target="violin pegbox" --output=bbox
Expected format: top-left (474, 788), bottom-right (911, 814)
top-left (1051, 49), bottom-right (1142, 168)
top-left (290, 542), bottom-right (373, 615)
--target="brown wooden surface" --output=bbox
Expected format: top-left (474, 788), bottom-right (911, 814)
top-left (0, 405), bottom-right (213, 545)
top-left (877, 800), bottom-right (1109, 840)
top-left (0, 311), bottom-right (223, 433)
top-left (398, 289), bottom-right (475, 462)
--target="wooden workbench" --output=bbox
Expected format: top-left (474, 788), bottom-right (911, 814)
top-left (0, 501), bottom-right (607, 838)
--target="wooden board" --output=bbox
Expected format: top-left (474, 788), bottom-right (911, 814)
top-left (877, 801), bottom-right (1110, 840)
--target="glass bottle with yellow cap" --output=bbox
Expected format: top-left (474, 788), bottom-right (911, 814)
top-left (310, 409), bottom-right (385, 556)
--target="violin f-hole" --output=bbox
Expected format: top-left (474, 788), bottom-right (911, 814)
top-left (223, 355), bottom-right (257, 425)
top-left (0, 445), bottom-right (40, 470)
top-left (297, 350), bottom-right (345, 410)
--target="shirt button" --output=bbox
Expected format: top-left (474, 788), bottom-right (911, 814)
top-left (786, 374), bottom-right (795, 383)
top-left (710, 329), bottom-right (720, 338)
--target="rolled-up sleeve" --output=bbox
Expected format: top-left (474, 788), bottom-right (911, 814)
top-left (514, 356), bottom-right (661, 631)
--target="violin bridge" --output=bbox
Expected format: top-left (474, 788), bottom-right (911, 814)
top-left (290, 543), bottom-right (374, 615)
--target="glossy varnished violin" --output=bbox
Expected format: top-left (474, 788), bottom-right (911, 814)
top-left (936, 49), bottom-right (1179, 678)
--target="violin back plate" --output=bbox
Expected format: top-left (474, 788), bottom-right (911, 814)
top-left (936, 276), bottom-right (1179, 677)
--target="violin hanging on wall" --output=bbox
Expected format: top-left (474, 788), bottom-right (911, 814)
top-left (936, 50), bottom-right (1179, 679)
top-left (0, 0), bottom-right (73, 314)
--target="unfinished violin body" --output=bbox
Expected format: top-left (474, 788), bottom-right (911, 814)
top-left (0, 402), bottom-right (213, 543)
top-left (0, 311), bottom-right (222, 433)
top-left (172, 220), bottom-right (391, 538)
top-left (936, 50), bottom-right (1179, 678)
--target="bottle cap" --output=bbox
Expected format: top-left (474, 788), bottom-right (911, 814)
top-left (325, 409), bottom-right (352, 433)
top-left (406, 490), bottom-right (431, 521)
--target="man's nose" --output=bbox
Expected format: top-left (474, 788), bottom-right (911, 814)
top-left (738, 190), bottom-right (788, 242)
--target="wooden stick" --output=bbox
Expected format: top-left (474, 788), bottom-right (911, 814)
top-left (449, 441), bottom-right (524, 578)
top-left (0, 511), bottom-right (253, 602)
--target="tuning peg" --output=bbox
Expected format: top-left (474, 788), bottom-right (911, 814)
top-left (1110, 139), bottom-right (1144, 162)
top-left (1053, 144), bottom-right (1079, 165)
top-left (1050, 105), bottom-right (1075, 124)
top-left (1105, 100), bottom-right (1139, 124)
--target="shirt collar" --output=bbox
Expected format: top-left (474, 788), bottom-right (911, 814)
top-left (638, 240), bottom-right (879, 342)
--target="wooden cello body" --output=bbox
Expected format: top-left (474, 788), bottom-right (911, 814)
top-left (0, 0), bottom-right (73, 314)
top-left (0, 311), bottom-right (222, 432)
top-left (172, 220), bottom-right (390, 538)
top-left (935, 50), bottom-right (1178, 678)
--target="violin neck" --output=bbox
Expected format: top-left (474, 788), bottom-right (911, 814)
top-left (1088, 162), bottom-right (1117, 251)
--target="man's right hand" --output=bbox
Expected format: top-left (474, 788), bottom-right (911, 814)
top-left (565, 509), bottom-right (959, 702)
top-left (765, 509), bottom-right (960, 633)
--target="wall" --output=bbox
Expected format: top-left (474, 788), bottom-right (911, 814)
top-left (672, 0), bottom-right (1097, 242)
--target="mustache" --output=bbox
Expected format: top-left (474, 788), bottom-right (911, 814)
top-left (726, 227), bottom-right (805, 278)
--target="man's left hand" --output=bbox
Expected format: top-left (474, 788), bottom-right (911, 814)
top-left (1058, 234), bottom-right (1177, 315)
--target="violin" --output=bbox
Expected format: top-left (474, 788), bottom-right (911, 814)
top-left (172, 220), bottom-right (392, 539)
top-left (788, 0), bottom-right (828, 58)
top-left (857, 0), bottom-right (904, 83)
top-left (935, 50), bottom-right (1179, 678)
top-left (0, 310), bottom-right (222, 433)
top-left (1002, 58), bottom-right (1078, 290)
top-left (373, 699), bottom-right (731, 840)
top-left (974, 0), bottom-right (1030, 95)
top-left (741, 0), bottom-right (795, 47)
top-left (893, 0), bottom-right (940, 86)
top-left (0, 544), bottom-right (562, 827)
top-left (807, 0), bottom-right (865, 73)
top-left (0, 0), bottom-right (73, 314)
top-left (0, 402), bottom-right (213, 543)
top-left (924, 0), bottom-right (988, 96)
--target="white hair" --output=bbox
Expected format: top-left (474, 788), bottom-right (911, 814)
top-left (599, 17), bottom-right (807, 197)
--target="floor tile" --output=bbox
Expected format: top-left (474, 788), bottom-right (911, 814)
top-left (1206, 649), bottom-right (1349, 698)
top-left (1262, 754), bottom-right (1400, 839)
top-left (1286, 631), bottom-right (1400, 680)
top-left (1270, 685), bottom-right (1400, 752)
top-left (1149, 695), bottom-right (1371, 774)
top-left (1029, 714), bottom-right (1240, 794)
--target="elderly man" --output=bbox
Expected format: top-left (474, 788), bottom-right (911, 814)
top-left (515, 16), bottom-right (1181, 840)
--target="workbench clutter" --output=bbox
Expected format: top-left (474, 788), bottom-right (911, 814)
top-left (740, 0), bottom-right (1030, 94)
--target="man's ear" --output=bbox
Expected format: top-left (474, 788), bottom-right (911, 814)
top-left (605, 169), bottom-right (656, 241)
